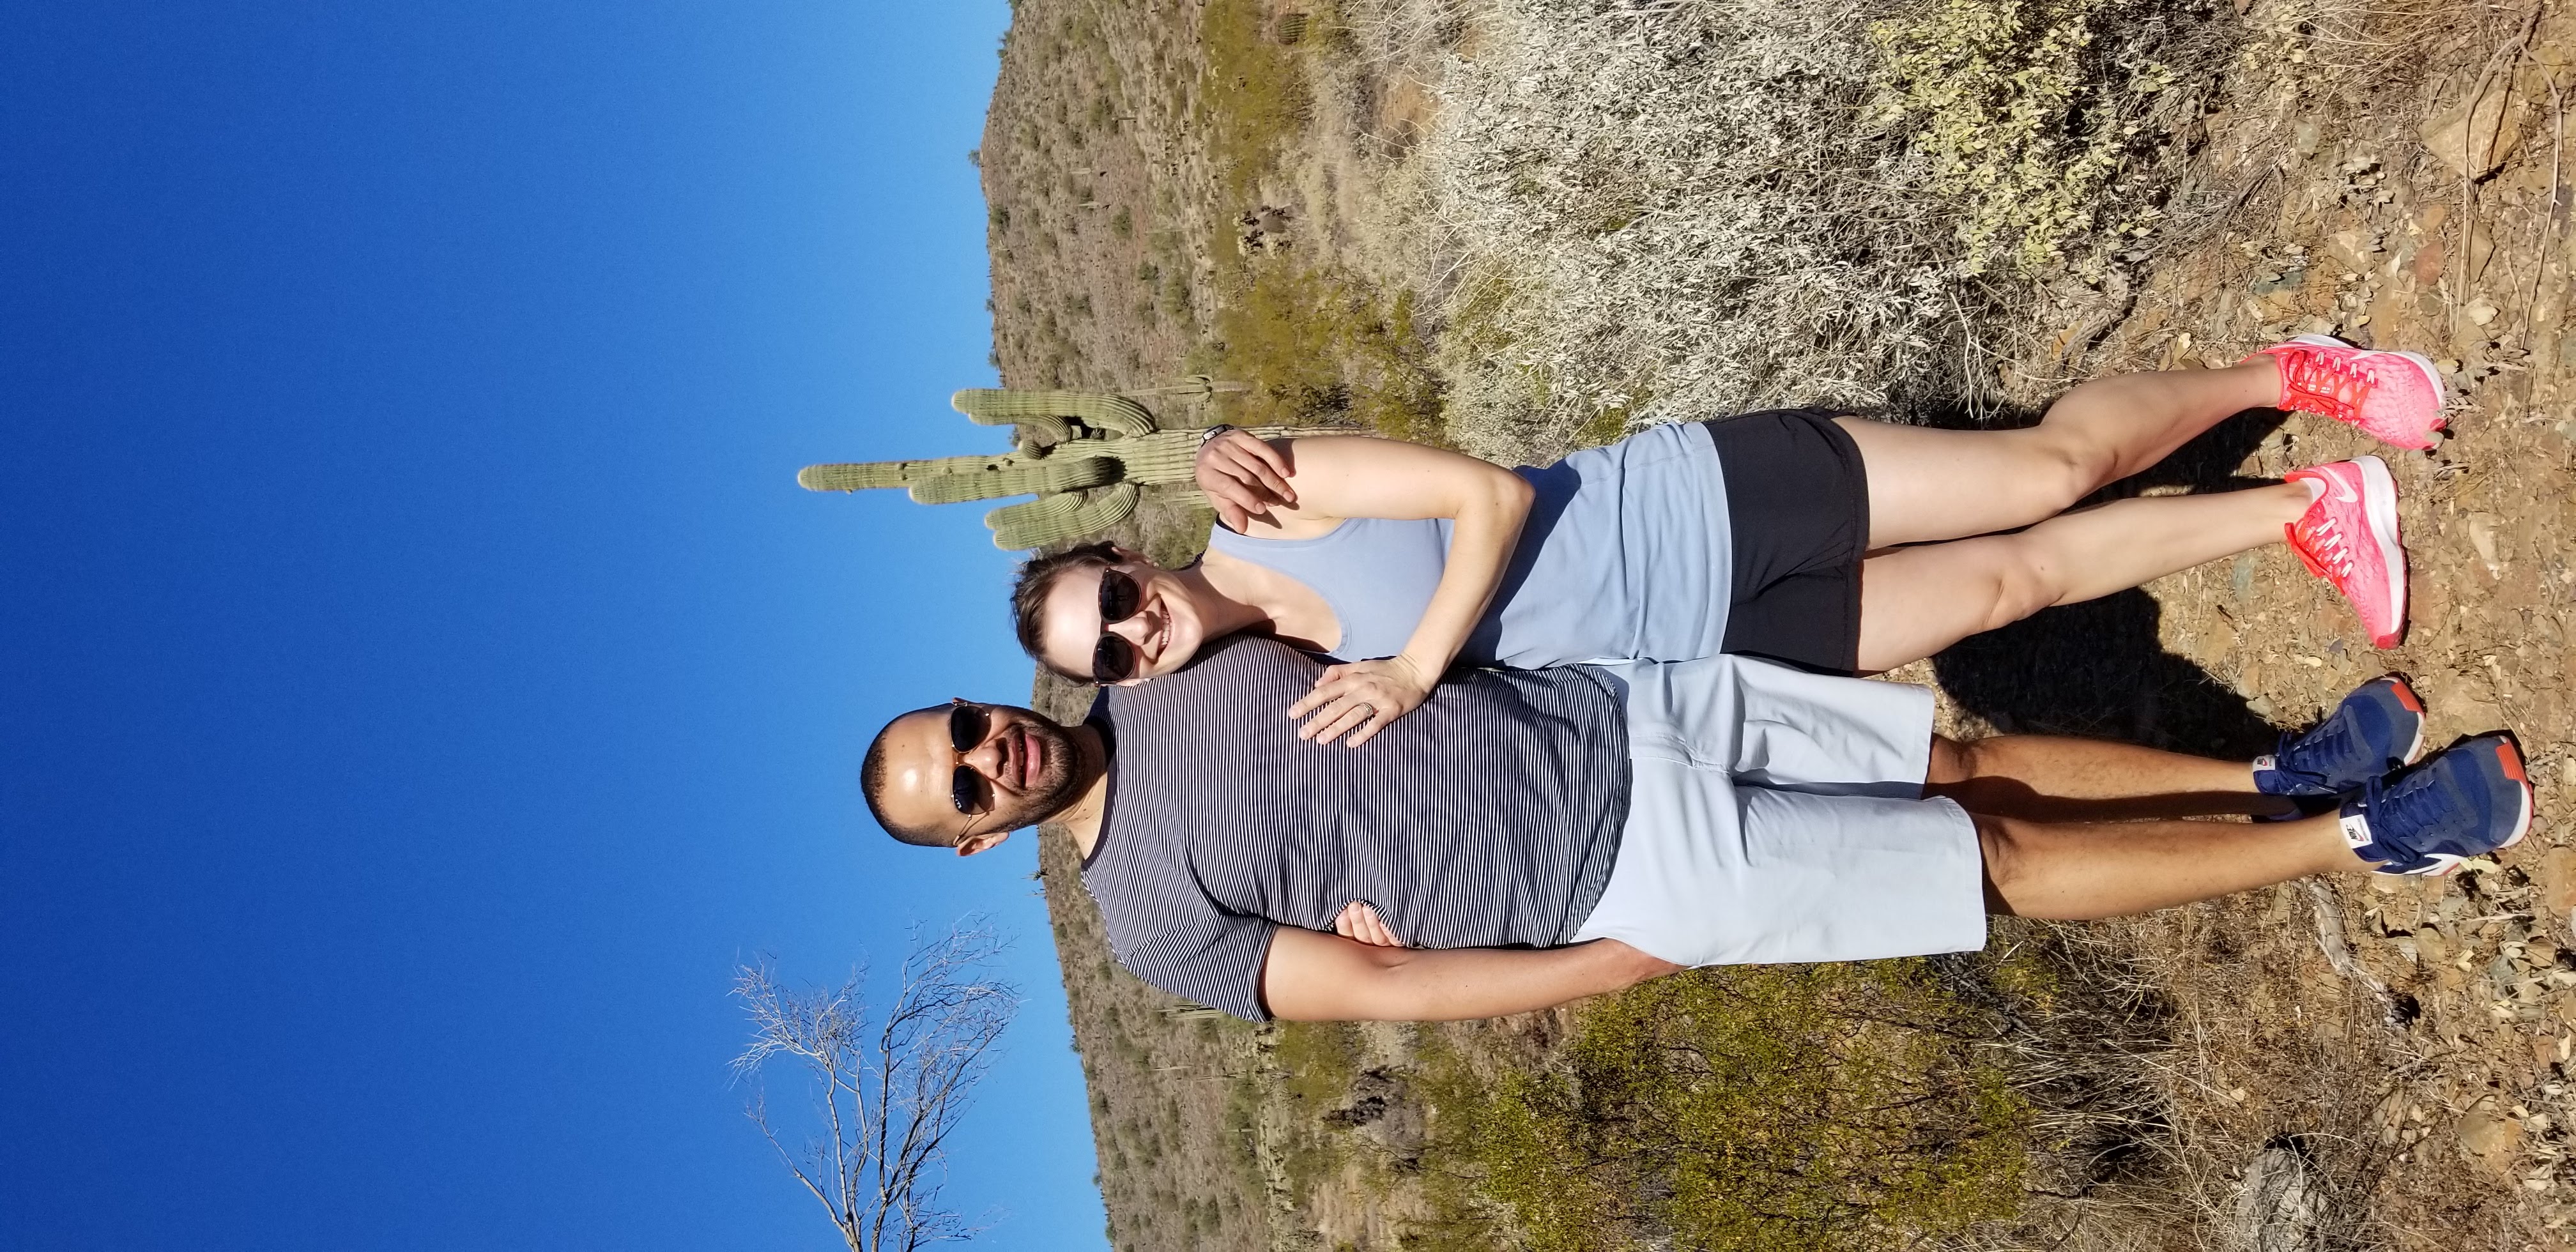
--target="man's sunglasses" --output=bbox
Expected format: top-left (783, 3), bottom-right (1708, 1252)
top-left (947, 701), bottom-right (988, 816)
top-left (1090, 568), bottom-right (1144, 684)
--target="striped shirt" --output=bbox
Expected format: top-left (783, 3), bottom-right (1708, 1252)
top-left (1078, 635), bottom-right (1630, 1020)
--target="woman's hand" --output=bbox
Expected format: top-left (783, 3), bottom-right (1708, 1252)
top-left (1195, 428), bottom-right (1297, 531)
top-left (1288, 655), bottom-right (1431, 747)
top-left (1331, 901), bottom-right (1404, 947)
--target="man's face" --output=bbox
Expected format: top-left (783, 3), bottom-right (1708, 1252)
top-left (875, 702), bottom-right (1087, 853)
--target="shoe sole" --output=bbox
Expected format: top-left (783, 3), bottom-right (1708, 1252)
top-left (2351, 455), bottom-right (2408, 648)
top-left (2287, 334), bottom-right (2449, 448)
top-left (2416, 736), bottom-right (2534, 877)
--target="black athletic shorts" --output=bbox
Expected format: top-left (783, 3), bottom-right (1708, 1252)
top-left (1701, 409), bottom-right (1870, 676)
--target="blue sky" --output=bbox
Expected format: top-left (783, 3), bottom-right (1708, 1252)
top-left (1, 3), bottom-right (1112, 1248)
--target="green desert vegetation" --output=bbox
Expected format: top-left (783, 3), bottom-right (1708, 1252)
top-left (1193, 0), bottom-right (1447, 441)
top-left (1415, 964), bottom-right (2031, 1252)
top-left (1238, 945), bottom-right (2120, 1251)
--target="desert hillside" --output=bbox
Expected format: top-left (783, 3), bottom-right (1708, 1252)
top-left (981, 2), bottom-right (2576, 1248)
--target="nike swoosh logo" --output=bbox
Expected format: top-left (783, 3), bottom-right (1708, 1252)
top-left (2331, 477), bottom-right (2359, 503)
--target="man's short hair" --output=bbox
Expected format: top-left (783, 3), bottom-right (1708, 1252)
top-left (1010, 541), bottom-right (1122, 682)
top-left (862, 706), bottom-right (954, 848)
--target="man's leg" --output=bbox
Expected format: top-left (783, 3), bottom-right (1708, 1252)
top-left (1853, 484), bottom-right (2313, 672)
top-left (1975, 810), bottom-right (2358, 919)
top-left (1948, 729), bottom-right (2533, 913)
top-left (1925, 731), bottom-right (2296, 821)
top-left (1837, 360), bottom-right (2280, 546)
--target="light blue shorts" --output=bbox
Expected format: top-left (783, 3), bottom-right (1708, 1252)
top-left (1570, 655), bottom-right (1988, 966)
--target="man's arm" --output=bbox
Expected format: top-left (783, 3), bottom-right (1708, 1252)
top-left (1259, 926), bottom-right (1681, 1021)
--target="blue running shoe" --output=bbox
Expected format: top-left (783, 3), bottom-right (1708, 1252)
top-left (2256, 674), bottom-right (2427, 800)
top-left (2340, 734), bottom-right (2534, 876)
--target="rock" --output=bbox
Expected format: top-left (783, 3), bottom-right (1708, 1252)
top-left (2469, 512), bottom-right (2510, 576)
top-left (2252, 268), bottom-right (2308, 296)
top-left (2422, 76), bottom-right (2528, 179)
top-left (2458, 1103), bottom-right (2525, 1176)
top-left (2492, 952), bottom-right (2524, 995)
top-left (2230, 1144), bottom-right (2320, 1252)
top-left (2417, 925), bottom-right (2451, 967)
top-left (2326, 229), bottom-right (2383, 273)
top-left (2538, 847), bottom-right (2576, 927)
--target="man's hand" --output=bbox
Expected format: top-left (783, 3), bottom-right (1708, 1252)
top-left (1289, 655), bottom-right (1431, 747)
top-left (1195, 429), bottom-right (1297, 531)
top-left (1331, 901), bottom-right (1404, 947)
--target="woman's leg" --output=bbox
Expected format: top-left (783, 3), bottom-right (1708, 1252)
top-left (1839, 360), bottom-right (2282, 547)
top-left (1851, 483), bottom-right (2312, 672)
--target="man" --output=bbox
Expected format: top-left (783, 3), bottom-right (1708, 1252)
top-left (862, 636), bottom-right (2531, 1022)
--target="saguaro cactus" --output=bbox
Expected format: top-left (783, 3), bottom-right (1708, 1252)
top-left (797, 388), bottom-right (1295, 549)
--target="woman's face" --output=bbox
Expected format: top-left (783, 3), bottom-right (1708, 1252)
top-left (1036, 552), bottom-right (1208, 685)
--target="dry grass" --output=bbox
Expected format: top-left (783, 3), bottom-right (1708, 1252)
top-left (1375, 0), bottom-right (2238, 460)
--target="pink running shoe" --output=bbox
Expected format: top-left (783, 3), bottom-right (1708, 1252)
top-left (2252, 334), bottom-right (2447, 450)
top-left (2285, 456), bottom-right (2408, 648)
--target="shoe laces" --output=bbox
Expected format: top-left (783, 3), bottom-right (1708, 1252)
top-left (2354, 761), bottom-right (2458, 862)
top-left (2273, 708), bottom-right (2366, 788)
top-left (2279, 347), bottom-right (2373, 416)
top-left (2287, 505), bottom-right (2356, 581)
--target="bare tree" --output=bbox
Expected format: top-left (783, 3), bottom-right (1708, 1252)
top-left (732, 920), bottom-right (1020, 1251)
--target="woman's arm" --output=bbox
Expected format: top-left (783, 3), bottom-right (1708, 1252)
top-left (1229, 436), bottom-right (1535, 745)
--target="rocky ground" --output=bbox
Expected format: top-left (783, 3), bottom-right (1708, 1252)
top-left (1935, 5), bottom-right (2576, 1242)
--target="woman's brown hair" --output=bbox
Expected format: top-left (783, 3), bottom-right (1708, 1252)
top-left (1009, 541), bottom-right (1123, 681)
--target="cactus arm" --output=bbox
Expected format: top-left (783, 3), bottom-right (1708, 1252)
top-left (799, 452), bottom-right (1029, 492)
top-left (1011, 415), bottom-right (1075, 449)
top-left (951, 389), bottom-right (1157, 436)
top-left (1087, 425), bottom-right (1315, 487)
top-left (906, 455), bottom-right (1120, 505)
top-left (1093, 429), bottom-right (1204, 486)
top-left (983, 494), bottom-right (1085, 550)
top-left (985, 482), bottom-right (1142, 549)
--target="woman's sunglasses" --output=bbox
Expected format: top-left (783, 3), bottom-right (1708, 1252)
top-left (947, 701), bottom-right (988, 816)
top-left (1091, 568), bottom-right (1144, 683)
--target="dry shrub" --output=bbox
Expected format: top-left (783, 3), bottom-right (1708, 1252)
top-left (1871, 0), bottom-right (2172, 277)
top-left (1386, 0), bottom-right (2234, 460)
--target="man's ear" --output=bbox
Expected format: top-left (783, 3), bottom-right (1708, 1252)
top-left (954, 829), bottom-right (1012, 857)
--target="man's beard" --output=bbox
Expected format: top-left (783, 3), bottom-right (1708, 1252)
top-left (1013, 717), bottom-right (1084, 821)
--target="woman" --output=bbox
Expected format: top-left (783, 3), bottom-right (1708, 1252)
top-left (1013, 336), bottom-right (2442, 747)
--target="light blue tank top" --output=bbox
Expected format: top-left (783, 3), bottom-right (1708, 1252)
top-left (1203, 421), bottom-right (1734, 668)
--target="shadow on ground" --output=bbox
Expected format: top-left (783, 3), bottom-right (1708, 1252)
top-left (1924, 405), bottom-right (2291, 760)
